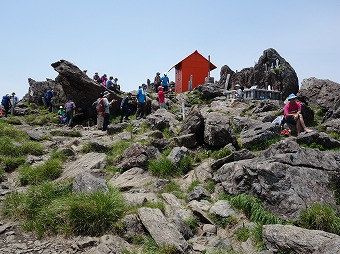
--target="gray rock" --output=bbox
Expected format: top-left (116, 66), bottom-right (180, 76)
top-left (72, 172), bottom-right (108, 193)
top-left (195, 161), bottom-right (213, 183)
top-left (189, 236), bottom-right (232, 252)
top-left (203, 112), bottom-right (235, 147)
top-left (263, 224), bottom-right (340, 254)
top-left (118, 143), bottom-right (160, 171)
top-left (106, 123), bottom-right (129, 135)
top-left (314, 238), bottom-right (340, 254)
top-left (173, 134), bottom-right (198, 148)
top-left (138, 207), bottom-right (188, 253)
top-left (98, 235), bottom-right (132, 253)
top-left (202, 224), bottom-right (217, 236)
top-left (296, 131), bottom-right (340, 149)
top-left (323, 118), bottom-right (340, 133)
top-left (209, 200), bottom-right (239, 218)
top-left (122, 192), bottom-right (159, 205)
top-left (211, 149), bottom-right (256, 170)
top-left (162, 193), bottom-right (193, 221)
top-left (167, 146), bottom-right (188, 165)
top-left (240, 122), bottom-right (280, 149)
top-left (121, 214), bottom-right (145, 240)
top-left (146, 108), bottom-right (179, 132)
top-left (187, 186), bottom-right (210, 201)
top-left (109, 167), bottom-right (157, 191)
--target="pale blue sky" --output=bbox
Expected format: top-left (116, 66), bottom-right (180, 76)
top-left (1, 0), bottom-right (339, 99)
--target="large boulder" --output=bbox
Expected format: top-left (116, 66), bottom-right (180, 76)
top-left (219, 48), bottom-right (299, 99)
top-left (213, 139), bottom-right (340, 220)
top-left (180, 105), bottom-right (204, 144)
top-left (298, 78), bottom-right (340, 121)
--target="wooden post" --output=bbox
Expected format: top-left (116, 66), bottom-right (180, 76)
top-left (188, 75), bottom-right (193, 92)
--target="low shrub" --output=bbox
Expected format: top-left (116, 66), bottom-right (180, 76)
top-left (178, 155), bottom-right (193, 174)
top-left (235, 226), bottom-right (251, 242)
top-left (245, 136), bottom-right (283, 151)
top-left (185, 216), bottom-right (198, 232)
top-left (210, 147), bottom-right (232, 159)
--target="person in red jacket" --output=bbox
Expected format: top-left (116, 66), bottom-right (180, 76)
top-left (157, 86), bottom-right (168, 109)
top-left (283, 94), bottom-right (313, 135)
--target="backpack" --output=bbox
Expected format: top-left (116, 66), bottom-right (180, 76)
top-left (1, 96), bottom-right (9, 106)
top-left (97, 98), bottom-right (105, 116)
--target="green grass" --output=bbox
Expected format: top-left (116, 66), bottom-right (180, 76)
top-left (19, 158), bottom-right (63, 186)
top-left (2, 182), bottom-right (126, 237)
top-left (210, 147), bottom-right (232, 159)
top-left (298, 203), bottom-right (340, 235)
top-left (210, 214), bottom-right (237, 228)
top-left (24, 114), bottom-right (55, 126)
top-left (157, 181), bottom-right (186, 199)
top-left (6, 117), bottom-right (22, 125)
top-left (148, 157), bottom-right (177, 177)
top-left (178, 155), bottom-right (194, 174)
top-left (187, 179), bottom-right (201, 193)
top-left (329, 132), bottom-right (340, 141)
top-left (235, 226), bottom-right (251, 242)
top-left (185, 216), bottom-right (198, 232)
top-left (204, 179), bottom-right (216, 194)
top-left (300, 142), bottom-right (326, 151)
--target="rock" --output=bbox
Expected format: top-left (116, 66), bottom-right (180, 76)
top-left (121, 214), bottom-right (145, 240)
top-left (189, 236), bottom-right (232, 253)
top-left (219, 48), bottom-right (299, 99)
top-left (188, 200), bottom-right (213, 212)
top-left (145, 108), bottom-right (179, 132)
top-left (232, 116), bottom-right (262, 133)
top-left (296, 131), bottom-right (340, 149)
top-left (122, 192), bottom-right (159, 205)
top-left (180, 105), bottom-right (204, 144)
top-left (106, 123), bottom-right (129, 135)
top-left (203, 112), bottom-right (236, 147)
top-left (211, 149), bottom-right (256, 171)
top-left (57, 152), bottom-right (107, 181)
top-left (299, 78), bottom-right (340, 121)
top-left (26, 130), bottom-right (45, 141)
top-left (172, 215), bottom-right (194, 240)
top-left (167, 146), bottom-right (188, 165)
top-left (109, 167), bottom-right (158, 191)
top-left (263, 224), bottom-right (340, 254)
top-left (72, 172), bottom-right (108, 193)
top-left (214, 139), bottom-right (340, 220)
top-left (117, 143), bottom-right (160, 171)
top-left (162, 193), bottom-right (193, 221)
top-left (209, 200), bottom-right (239, 219)
top-left (187, 186), bottom-right (211, 201)
top-left (240, 122), bottom-right (280, 149)
top-left (196, 83), bottom-right (224, 100)
top-left (138, 207), bottom-right (188, 253)
top-left (194, 161), bottom-right (213, 183)
top-left (323, 118), bottom-right (340, 133)
top-left (202, 224), bottom-right (217, 236)
top-left (314, 238), bottom-right (340, 254)
top-left (97, 235), bottom-right (132, 253)
top-left (173, 134), bottom-right (198, 148)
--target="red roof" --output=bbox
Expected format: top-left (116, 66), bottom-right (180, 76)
top-left (168, 50), bottom-right (217, 71)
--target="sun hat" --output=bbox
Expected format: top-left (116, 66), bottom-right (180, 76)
top-left (103, 91), bottom-right (110, 97)
top-left (235, 84), bottom-right (240, 87)
top-left (142, 84), bottom-right (147, 87)
top-left (287, 94), bottom-right (297, 101)
top-left (59, 106), bottom-right (63, 109)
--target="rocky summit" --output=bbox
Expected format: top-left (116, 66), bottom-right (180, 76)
top-left (0, 50), bottom-right (340, 254)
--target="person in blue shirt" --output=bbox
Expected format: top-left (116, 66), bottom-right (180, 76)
top-left (161, 73), bottom-right (169, 92)
top-left (136, 84), bottom-right (147, 119)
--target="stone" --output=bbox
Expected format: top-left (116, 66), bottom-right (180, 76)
top-left (187, 186), bottom-right (211, 201)
top-left (209, 200), bottom-right (239, 218)
top-left (72, 172), bottom-right (108, 193)
top-left (167, 146), bottom-right (188, 165)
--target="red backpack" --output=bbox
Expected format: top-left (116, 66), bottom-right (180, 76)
top-left (97, 98), bottom-right (105, 116)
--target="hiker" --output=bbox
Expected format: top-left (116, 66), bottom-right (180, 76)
top-left (106, 76), bottom-right (115, 90)
top-left (161, 72), bottom-right (169, 92)
top-left (154, 72), bottom-right (161, 93)
top-left (10, 92), bottom-right (19, 116)
top-left (57, 106), bottom-right (66, 124)
top-left (45, 89), bottom-right (54, 112)
top-left (234, 84), bottom-right (244, 99)
top-left (94, 92), bottom-right (105, 130)
top-left (120, 92), bottom-right (132, 123)
top-left (93, 72), bottom-right (101, 83)
top-left (157, 86), bottom-right (168, 109)
top-left (113, 78), bottom-right (120, 92)
top-left (102, 91), bottom-right (116, 131)
top-left (100, 74), bottom-right (107, 87)
top-left (283, 93), bottom-right (313, 135)
top-left (136, 84), bottom-right (147, 119)
top-left (1, 94), bottom-right (12, 117)
top-left (64, 97), bottom-right (76, 127)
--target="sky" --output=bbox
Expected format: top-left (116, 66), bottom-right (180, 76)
top-left (1, 0), bottom-right (340, 100)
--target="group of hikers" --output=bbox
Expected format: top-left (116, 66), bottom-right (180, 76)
top-left (93, 72), bottom-right (121, 93)
top-left (1, 92), bottom-right (18, 117)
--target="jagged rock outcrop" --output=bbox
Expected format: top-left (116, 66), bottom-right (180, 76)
top-left (213, 139), bottom-right (340, 220)
top-left (219, 48), bottom-right (299, 99)
top-left (298, 77), bottom-right (340, 121)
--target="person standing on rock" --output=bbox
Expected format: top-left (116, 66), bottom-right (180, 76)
top-left (154, 72), bottom-right (161, 93)
top-left (136, 84), bottom-right (147, 119)
top-left (1, 94), bottom-right (12, 117)
top-left (120, 92), bottom-right (132, 123)
top-left (102, 91), bottom-right (115, 131)
top-left (44, 88), bottom-right (53, 112)
top-left (64, 97), bottom-right (76, 127)
top-left (283, 94), bottom-right (313, 135)
top-left (161, 72), bottom-right (169, 92)
top-left (94, 92), bottom-right (105, 130)
top-left (157, 86), bottom-right (168, 109)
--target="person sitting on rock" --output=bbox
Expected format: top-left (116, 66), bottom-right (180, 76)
top-left (57, 106), bottom-right (66, 124)
top-left (283, 93), bottom-right (313, 135)
top-left (93, 72), bottom-right (101, 83)
top-left (234, 84), bottom-right (244, 99)
top-left (100, 74), bottom-right (107, 87)
top-left (106, 76), bottom-right (115, 90)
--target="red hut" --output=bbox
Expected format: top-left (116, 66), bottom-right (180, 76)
top-left (169, 50), bottom-right (217, 94)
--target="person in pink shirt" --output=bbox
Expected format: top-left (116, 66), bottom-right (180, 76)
top-left (283, 93), bottom-right (313, 135)
top-left (157, 86), bottom-right (168, 109)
